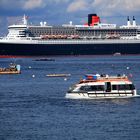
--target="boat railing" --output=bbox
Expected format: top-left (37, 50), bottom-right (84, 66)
top-left (79, 77), bottom-right (128, 84)
top-left (99, 75), bottom-right (128, 79)
top-left (37, 38), bottom-right (140, 44)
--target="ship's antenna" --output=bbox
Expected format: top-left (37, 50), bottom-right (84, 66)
top-left (23, 14), bottom-right (28, 25)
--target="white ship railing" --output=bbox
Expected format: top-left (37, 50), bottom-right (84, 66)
top-left (1, 37), bottom-right (140, 44)
top-left (38, 39), bottom-right (140, 44)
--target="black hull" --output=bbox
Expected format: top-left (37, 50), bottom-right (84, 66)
top-left (0, 42), bottom-right (140, 56)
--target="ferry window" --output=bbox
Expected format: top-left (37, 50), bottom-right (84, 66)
top-left (118, 85), bottom-right (126, 90)
top-left (91, 86), bottom-right (98, 91)
top-left (129, 84), bottom-right (135, 90)
top-left (80, 86), bottom-right (92, 91)
top-left (79, 85), bottom-right (104, 92)
top-left (90, 85), bottom-right (104, 91)
top-left (116, 84), bottom-right (135, 90)
top-left (91, 85), bottom-right (104, 91)
top-left (125, 84), bottom-right (131, 90)
top-left (96, 85), bottom-right (104, 91)
top-left (112, 85), bottom-right (117, 90)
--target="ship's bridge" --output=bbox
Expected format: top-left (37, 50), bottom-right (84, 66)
top-left (4, 15), bottom-right (30, 40)
top-left (7, 24), bottom-right (28, 39)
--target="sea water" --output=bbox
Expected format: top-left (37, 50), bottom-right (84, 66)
top-left (0, 55), bottom-right (140, 140)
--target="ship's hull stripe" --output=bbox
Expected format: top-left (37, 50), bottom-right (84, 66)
top-left (0, 43), bottom-right (140, 55)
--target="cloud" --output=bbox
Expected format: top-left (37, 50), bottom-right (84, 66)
top-left (0, 0), bottom-right (45, 10)
top-left (66, 0), bottom-right (140, 16)
top-left (0, 16), bottom-right (8, 36)
top-left (50, 0), bottom-right (69, 3)
top-left (23, 0), bottom-right (45, 10)
top-left (123, 0), bottom-right (140, 11)
top-left (67, 0), bottom-right (87, 12)
top-left (1, 0), bottom-right (140, 14)
top-left (0, 17), bottom-right (3, 24)
top-left (0, 0), bottom-right (22, 10)
top-left (92, 0), bottom-right (140, 16)
top-left (0, 0), bottom-right (69, 11)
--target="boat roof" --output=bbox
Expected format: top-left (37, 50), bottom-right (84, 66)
top-left (79, 74), bottom-right (131, 84)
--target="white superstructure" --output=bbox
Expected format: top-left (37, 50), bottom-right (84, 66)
top-left (1, 14), bottom-right (140, 42)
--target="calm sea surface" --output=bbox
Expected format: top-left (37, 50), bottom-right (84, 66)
top-left (0, 55), bottom-right (140, 140)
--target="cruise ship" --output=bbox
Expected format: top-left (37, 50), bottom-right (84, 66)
top-left (1, 14), bottom-right (140, 56)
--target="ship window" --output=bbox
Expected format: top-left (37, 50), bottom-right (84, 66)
top-left (112, 84), bottom-right (135, 90)
top-left (79, 85), bottom-right (104, 92)
top-left (125, 85), bottom-right (131, 90)
top-left (80, 86), bottom-right (92, 91)
top-left (118, 85), bottom-right (126, 90)
top-left (96, 85), bottom-right (104, 91)
top-left (129, 84), bottom-right (135, 90)
top-left (112, 85), bottom-right (117, 90)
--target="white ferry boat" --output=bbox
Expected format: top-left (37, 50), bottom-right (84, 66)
top-left (65, 74), bottom-right (138, 99)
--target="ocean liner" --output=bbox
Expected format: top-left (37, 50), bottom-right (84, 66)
top-left (0, 14), bottom-right (140, 56)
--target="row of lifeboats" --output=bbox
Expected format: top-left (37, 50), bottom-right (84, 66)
top-left (105, 34), bottom-right (120, 39)
top-left (40, 34), bottom-right (121, 40)
top-left (40, 34), bottom-right (80, 40)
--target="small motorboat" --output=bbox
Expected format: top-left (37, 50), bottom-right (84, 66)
top-left (34, 58), bottom-right (55, 61)
top-left (113, 52), bottom-right (121, 56)
top-left (65, 74), bottom-right (138, 99)
top-left (0, 63), bottom-right (21, 74)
